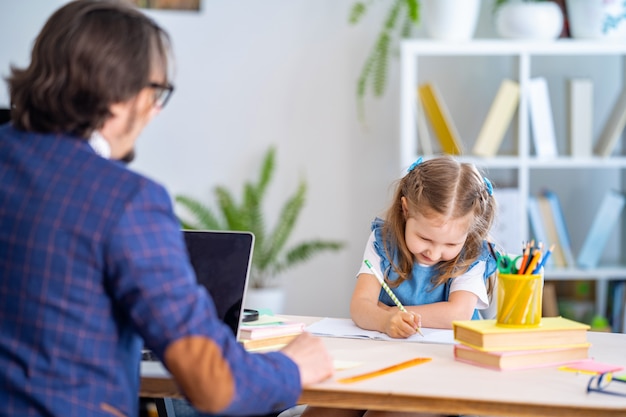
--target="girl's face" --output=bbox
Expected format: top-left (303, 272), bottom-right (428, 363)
top-left (402, 197), bottom-right (471, 266)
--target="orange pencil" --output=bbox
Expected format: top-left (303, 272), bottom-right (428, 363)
top-left (337, 357), bottom-right (432, 384)
top-left (518, 243), bottom-right (530, 274)
top-left (524, 249), bottom-right (542, 276)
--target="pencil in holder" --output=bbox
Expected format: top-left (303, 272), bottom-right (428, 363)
top-left (496, 270), bottom-right (543, 327)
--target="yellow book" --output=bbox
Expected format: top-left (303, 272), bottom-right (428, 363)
top-left (452, 316), bottom-right (590, 352)
top-left (418, 83), bottom-right (462, 155)
top-left (472, 79), bottom-right (520, 157)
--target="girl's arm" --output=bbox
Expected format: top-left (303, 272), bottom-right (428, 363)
top-left (350, 273), bottom-right (419, 338)
top-left (403, 290), bottom-right (479, 329)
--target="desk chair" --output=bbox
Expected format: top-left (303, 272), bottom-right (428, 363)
top-left (0, 108), bottom-right (10, 124)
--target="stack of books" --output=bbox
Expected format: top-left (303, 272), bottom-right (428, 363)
top-left (452, 316), bottom-right (591, 371)
top-left (238, 316), bottom-right (305, 351)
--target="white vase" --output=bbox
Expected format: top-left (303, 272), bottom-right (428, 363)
top-left (495, 2), bottom-right (564, 40)
top-left (421, 0), bottom-right (481, 41)
top-left (566, 0), bottom-right (626, 40)
top-left (244, 287), bottom-right (286, 314)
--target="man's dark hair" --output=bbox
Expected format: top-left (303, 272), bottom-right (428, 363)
top-left (7, 0), bottom-right (171, 138)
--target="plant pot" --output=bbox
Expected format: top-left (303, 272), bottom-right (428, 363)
top-left (495, 2), bottom-right (564, 40)
top-left (566, 0), bottom-right (626, 40)
top-left (244, 287), bottom-right (286, 314)
top-left (421, 0), bottom-right (481, 41)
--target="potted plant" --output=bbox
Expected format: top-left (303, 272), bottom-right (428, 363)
top-left (348, 0), bottom-right (420, 120)
top-left (174, 146), bottom-right (346, 311)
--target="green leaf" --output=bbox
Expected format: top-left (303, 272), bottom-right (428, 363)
top-left (256, 146), bottom-right (275, 197)
top-left (405, 0), bottom-right (419, 23)
top-left (400, 9), bottom-right (416, 38)
top-left (384, 0), bottom-right (402, 30)
top-left (175, 195), bottom-right (222, 230)
top-left (261, 181), bottom-right (307, 271)
top-left (373, 32), bottom-right (390, 97)
top-left (214, 186), bottom-right (245, 230)
top-left (348, 2), bottom-right (367, 24)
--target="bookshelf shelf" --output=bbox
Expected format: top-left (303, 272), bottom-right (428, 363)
top-left (400, 39), bottom-right (626, 323)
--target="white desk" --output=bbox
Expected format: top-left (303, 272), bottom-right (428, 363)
top-left (140, 316), bottom-right (626, 417)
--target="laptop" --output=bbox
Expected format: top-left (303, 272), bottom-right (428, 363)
top-left (142, 230), bottom-right (254, 362)
top-left (182, 230), bottom-right (254, 339)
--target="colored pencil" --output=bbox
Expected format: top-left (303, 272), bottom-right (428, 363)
top-left (364, 259), bottom-right (423, 336)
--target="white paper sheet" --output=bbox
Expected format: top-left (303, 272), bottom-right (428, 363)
top-left (306, 317), bottom-right (455, 345)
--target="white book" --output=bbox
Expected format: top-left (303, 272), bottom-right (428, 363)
top-left (472, 79), bottom-right (520, 157)
top-left (569, 78), bottom-right (593, 158)
top-left (528, 77), bottom-right (558, 158)
top-left (491, 188), bottom-right (521, 254)
top-left (577, 190), bottom-right (626, 269)
top-left (594, 88), bottom-right (626, 157)
top-left (542, 190), bottom-right (576, 268)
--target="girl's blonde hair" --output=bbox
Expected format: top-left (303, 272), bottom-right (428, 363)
top-left (382, 155), bottom-right (496, 288)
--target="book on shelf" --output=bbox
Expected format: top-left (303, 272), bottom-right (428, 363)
top-left (454, 342), bottom-right (590, 371)
top-left (240, 333), bottom-right (300, 351)
top-left (577, 189), bottom-right (626, 268)
top-left (239, 320), bottom-right (306, 340)
top-left (542, 189), bottom-right (576, 267)
top-left (472, 79), bottom-right (520, 157)
top-left (568, 78), bottom-right (593, 158)
top-left (492, 188), bottom-right (522, 255)
top-left (610, 280), bottom-right (626, 333)
top-left (536, 195), bottom-right (566, 267)
top-left (594, 88), bottom-right (626, 157)
top-left (528, 77), bottom-right (558, 158)
top-left (416, 97), bottom-right (434, 155)
top-left (452, 316), bottom-right (590, 352)
top-left (418, 82), bottom-right (463, 155)
top-left (527, 195), bottom-right (549, 258)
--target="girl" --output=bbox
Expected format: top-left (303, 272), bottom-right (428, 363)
top-left (301, 155), bottom-right (498, 417)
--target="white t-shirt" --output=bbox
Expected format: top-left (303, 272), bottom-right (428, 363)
top-left (358, 232), bottom-right (489, 310)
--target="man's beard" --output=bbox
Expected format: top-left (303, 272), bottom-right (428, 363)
top-left (120, 149), bottom-right (135, 164)
top-left (118, 101), bottom-right (138, 164)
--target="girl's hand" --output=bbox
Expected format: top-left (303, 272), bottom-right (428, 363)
top-left (383, 310), bottom-right (419, 338)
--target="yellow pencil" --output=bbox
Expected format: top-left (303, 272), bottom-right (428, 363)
top-left (524, 250), bottom-right (542, 276)
top-left (364, 259), bottom-right (423, 336)
top-left (337, 357), bottom-right (432, 383)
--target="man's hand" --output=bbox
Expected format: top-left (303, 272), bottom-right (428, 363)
top-left (281, 332), bottom-right (333, 386)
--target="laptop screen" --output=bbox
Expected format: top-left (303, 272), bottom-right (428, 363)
top-left (183, 230), bottom-right (254, 338)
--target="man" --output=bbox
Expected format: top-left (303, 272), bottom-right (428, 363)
top-left (0, 1), bottom-right (333, 416)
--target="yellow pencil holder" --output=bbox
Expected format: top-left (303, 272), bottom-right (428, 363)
top-left (496, 271), bottom-right (543, 328)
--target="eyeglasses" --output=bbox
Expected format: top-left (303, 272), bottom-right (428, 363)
top-left (147, 82), bottom-right (175, 108)
top-left (587, 372), bottom-right (626, 398)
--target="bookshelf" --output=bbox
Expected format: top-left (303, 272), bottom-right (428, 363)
top-left (400, 40), bottom-right (626, 325)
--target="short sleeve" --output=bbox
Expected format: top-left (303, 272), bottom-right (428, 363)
top-left (449, 262), bottom-right (489, 310)
top-left (357, 232), bottom-right (382, 277)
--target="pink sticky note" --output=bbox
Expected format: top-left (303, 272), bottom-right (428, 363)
top-left (559, 360), bottom-right (624, 375)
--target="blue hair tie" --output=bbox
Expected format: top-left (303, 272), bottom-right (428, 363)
top-left (483, 177), bottom-right (493, 196)
top-left (407, 157), bottom-right (423, 173)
